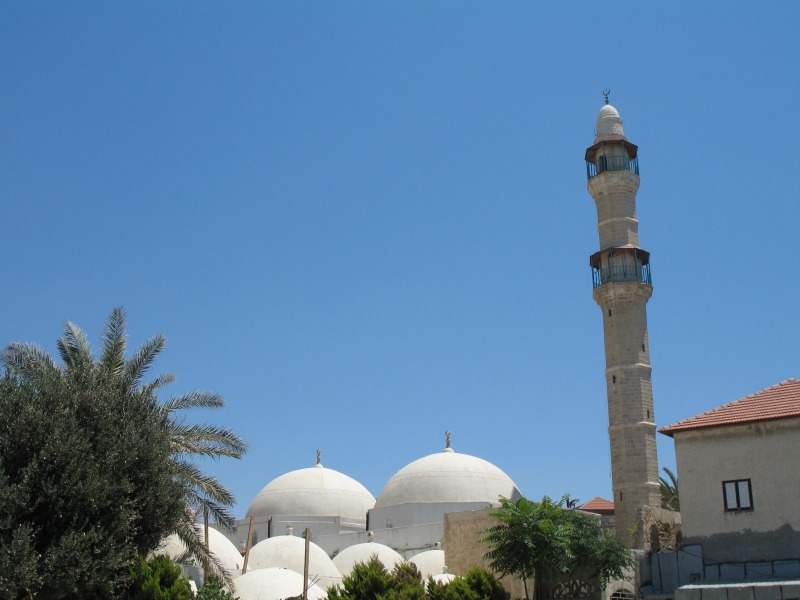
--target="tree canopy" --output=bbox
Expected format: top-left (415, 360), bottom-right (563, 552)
top-left (0, 353), bottom-right (185, 599)
top-left (481, 495), bottom-right (633, 600)
top-left (0, 307), bottom-right (247, 597)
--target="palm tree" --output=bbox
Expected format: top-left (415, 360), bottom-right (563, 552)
top-left (2, 307), bottom-right (248, 584)
top-left (660, 467), bottom-right (680, 512)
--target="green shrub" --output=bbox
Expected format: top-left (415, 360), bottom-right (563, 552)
top-left (196, 574), bottom-right (237, 600)
top-left (122, 555), bottom-right (193, 600)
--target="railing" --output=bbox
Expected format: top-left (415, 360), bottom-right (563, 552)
top-left (586, 154), bottom-right (639, 180)
top-left (592, 263), bottom-right (651, 288)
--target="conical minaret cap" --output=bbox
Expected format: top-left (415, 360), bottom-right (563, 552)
top-left (595, 104), bottom-right (626, 141)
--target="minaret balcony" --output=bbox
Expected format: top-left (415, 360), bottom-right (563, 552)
top-left (584, 139), bottom-right (639, 180)
top-left (586, 154), bottom-right (639, 180)
top-left (592, 263), bottom-right (651, 288)
top-left (589, 246), bottom-right (652, 288)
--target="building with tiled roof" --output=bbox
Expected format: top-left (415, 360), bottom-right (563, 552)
top-left (577, 496), bottom-right (615, 516)
top-left (659, 379), bottom-right (800, 566)
top-left (659, 378), bottom-right (800, 435)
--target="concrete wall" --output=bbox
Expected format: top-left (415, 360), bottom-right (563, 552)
top-left (673, 417), bottom-right (800, 562)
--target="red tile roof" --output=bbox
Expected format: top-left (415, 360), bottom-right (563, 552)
top-left (578, 497), bottom-right (615, 514)
top-left (659, 378), bottom-right (800, 436)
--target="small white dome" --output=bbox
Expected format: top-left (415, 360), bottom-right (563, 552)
top-left (409, 550), bottom-right (445, 579)
top-left (375, 449), bottom-right (520, 508)
top-left (246, 465), bottom-right (375, 522)
top-left (154, 528), bottom-right (243, 577)
top-left (247, 534), bottom-right (341, 590)
top-left (432, 573), bottom-right (457, 584)
top-left (596, 104), bottom-right (625, 138)
top-left (233, 568), bottom-right (326, 600)
top-left (332, 542), bottom-right (404, 577)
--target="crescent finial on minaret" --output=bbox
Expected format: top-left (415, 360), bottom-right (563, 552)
top-left (603, 89), bottom-right (611, 105)
top-left (316, 448), bottom-right (322, 466)
top-left (445, 430), bottom-right (451, 448)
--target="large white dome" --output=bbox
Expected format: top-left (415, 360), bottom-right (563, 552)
top-left (247, 534), bottom-right (342, 590)
top-left (332, 542), bottom-right (404, 577)
top-left (374, 448), bottom-right (521, 508)
top-left (233, 568), bottom-right (326, 600)
top-left (246, 463), bottom-right (376, 521)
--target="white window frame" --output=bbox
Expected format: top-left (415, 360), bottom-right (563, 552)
top-left (722, 479), bottom-right (753, 512)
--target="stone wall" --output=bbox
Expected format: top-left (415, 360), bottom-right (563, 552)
top-left (634, 506), bottom-right (682, 553)
top-left (443, 510), bottom-right (528, 599)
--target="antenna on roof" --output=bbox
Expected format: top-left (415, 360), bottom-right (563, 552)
top-left (603, 89), bottom-right (611, 105)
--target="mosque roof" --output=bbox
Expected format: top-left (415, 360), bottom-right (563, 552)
top-left (409, 549), bottom-right (446, 579)
top-left (374, 443), bottom-right (520, 508)
top-left (233, 568), bottom-right (326, 600)
top-left (332, 542), bottom-right (404, 577)
top-left (246, 458), bottom-right (375, 522)
top-left (155, 527), bottom-right (243, 577)
top-left (659, 379), bottom-right (800, 436)
top-left (247, 534), bottom-right (341, 590)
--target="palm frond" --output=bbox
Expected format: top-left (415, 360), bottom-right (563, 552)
top-left (140, 372), bottom-right (177, 397)
top-left (99, 306), bottom-right (127, 378)
top-left (162, 391), bottom-right (226, 413)
top-left (2, 343), bottom-right (59, 378)
top-left (174, 459), bottom-right (236, 508)
top-left (56, 321), bottom-right (93, 370)
top-left (122, 334), bottom-right (165, 390)
top-left (173, 505), bottom-right (235, 588)
top-left (170, 422), bottom-right (249, 459)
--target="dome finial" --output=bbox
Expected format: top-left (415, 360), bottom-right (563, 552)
top-left (603, 89), bottom-right (610, 105)
top-left (443, 430), bottom-right (453, 452)
top-left (315, 448), bottom-right (322, 467)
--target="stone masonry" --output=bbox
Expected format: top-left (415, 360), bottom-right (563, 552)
top-left (587, 103), bottom-right (661, 547)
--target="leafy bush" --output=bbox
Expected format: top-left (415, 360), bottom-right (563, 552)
top-left (122, 555), bottom-right (193, 600)
top-left (328, 556), bottom-right (506, 600)
top-left (427, 567), bottom-right (508, 600)
top-left (196, 574), bottom-right (237, 600)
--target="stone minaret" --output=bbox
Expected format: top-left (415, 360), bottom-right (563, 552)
top-left (585, 97), bottom-right (660, 547)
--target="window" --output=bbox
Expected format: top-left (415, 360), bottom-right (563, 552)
top-left (723, 479), bottom-right (753, 511)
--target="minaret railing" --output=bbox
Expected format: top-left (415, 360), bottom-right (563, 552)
top-left (586, 154), bottom-right (639, 180)
top-left (591, 263), bottom-right (651, 288)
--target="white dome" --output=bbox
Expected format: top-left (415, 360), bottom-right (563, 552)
top-left (246, 464), bottom-right (375, 521)
top-left (375, 449), bottom-right (521, 508)
top-left (432, 573), bottom-right (457, 584)
top-left (332, 542), bottom-right (404, 577)
top-left (596, 104), bottom-right (625, 138)
top-left (247, 534), bottom-right (342, 590)
top-left (409, 550), bottom-right (445, 579)
top-left (154, 528), bottom-right (243, 577)
top-left (233, 568), bottom-right (326, 600)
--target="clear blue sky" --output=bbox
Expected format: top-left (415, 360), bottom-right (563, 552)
top-left (2, 3), bottom-right (798, 517)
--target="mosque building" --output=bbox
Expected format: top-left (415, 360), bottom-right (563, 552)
top-left (220, 431), bottom-right (521, 564)
top-left (162, 97), bottom-right (669, 600)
